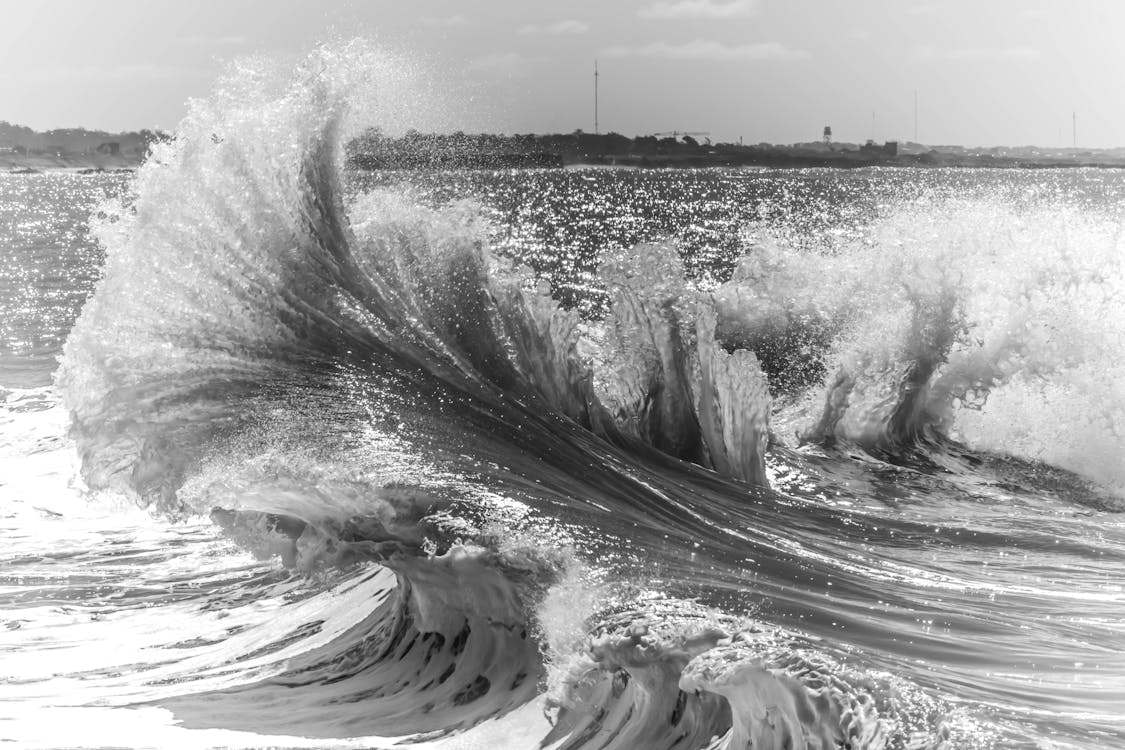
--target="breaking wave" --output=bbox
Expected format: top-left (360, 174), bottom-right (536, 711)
top-left (50, 42), bottom-right (1125, 748)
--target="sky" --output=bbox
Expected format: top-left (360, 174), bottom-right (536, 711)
top-left (2, 0), bottom-right (1124, 147)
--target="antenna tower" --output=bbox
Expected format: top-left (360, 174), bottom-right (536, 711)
top-left (913, 90), bottom-right (918, 142)
top-left (594, 59), bottom-right (599, 135)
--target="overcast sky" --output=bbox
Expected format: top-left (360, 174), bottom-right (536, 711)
top-left (2, 0), bottom-right (1123, 147)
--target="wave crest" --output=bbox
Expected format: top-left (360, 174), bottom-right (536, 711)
top-left (539, 599), bottom-right (958, 750)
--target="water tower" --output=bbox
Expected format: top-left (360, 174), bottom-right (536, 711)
top-left (823, 126), bottom-right (832, 144)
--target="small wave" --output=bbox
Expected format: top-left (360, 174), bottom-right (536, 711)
top-left (540, 597), bottom-right (955, 750)
top-left (160, 546), bottom-right (550, 740)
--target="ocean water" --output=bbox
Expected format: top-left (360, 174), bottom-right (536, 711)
top-left (2, 49), bottom-right (1125, 749)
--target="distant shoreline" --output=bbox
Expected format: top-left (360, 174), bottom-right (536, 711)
top-left (558, 152), bottom-right (1125, 170)
top-left (2, 157), bottom-right (140, 174)
top-left (347, 130), bottom-right (1125, 171)
top-left (10, 155), bottom-right (1125, 174)
top-left (7, 123), bottom-right (1125, 173)
top-left (0, 121), bottom-right (159, 174)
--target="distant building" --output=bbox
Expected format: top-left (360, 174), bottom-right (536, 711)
top-left (96, 142), bottom-right (120, 156)
top-left (860, 140), bottom-right (898, 157)
top-left (823, 126), bottom-right (832, 143)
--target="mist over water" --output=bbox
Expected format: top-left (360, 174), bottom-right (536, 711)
top-left (2, 45), bottom-right (1124, 749)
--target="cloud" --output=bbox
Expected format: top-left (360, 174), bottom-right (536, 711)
top-left (603, 40), bottom-right (809, 61)
top-left (518, 20), bottom-right (589, 35)
top-left (466, 52), bottom-right (539, 77)
top-left (421, 15), bottom-right (468, 27)
top-left (638, 0), bottom-right (756, 20)
top-left (911, 44), bottom-right (1041, 62)
top-left (176, 35), bottom-right (249, 47)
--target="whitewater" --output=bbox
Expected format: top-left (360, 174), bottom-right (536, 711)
top-left (2, 46), bottom-right (1124, 749)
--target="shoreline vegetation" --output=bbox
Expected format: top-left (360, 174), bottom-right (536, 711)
top-left (347, 129), bottom-right (1125, 170)
top-left (6, 120), bottom-right (1125, 172)
top-left (0, 121), bottom-right (167, 173)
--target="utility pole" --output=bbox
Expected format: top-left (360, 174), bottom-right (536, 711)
top-left (594, 59), bottom-right (599, 135)
top-left (913, 90), bottom-right (918, 143)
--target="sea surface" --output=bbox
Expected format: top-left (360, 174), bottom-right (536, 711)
top-left (2, 50), bottom-right (1124, 749)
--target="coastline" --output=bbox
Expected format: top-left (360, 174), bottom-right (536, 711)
top-left (2, 153), bottom-right (141, 174)
top-left (345, 129), bottom-right (1125, 172)
top-left (560, 150), bottom-right (1125, 170)
top-left (6, 141), bottom-right (1125, 174)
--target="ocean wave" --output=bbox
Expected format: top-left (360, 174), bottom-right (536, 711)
top-left (45, 41), bottom-right (1125, 748)
top-left (541, 596), bottom-right (963, 750)
top-left (718, 203), bottom-right (1125, 493)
